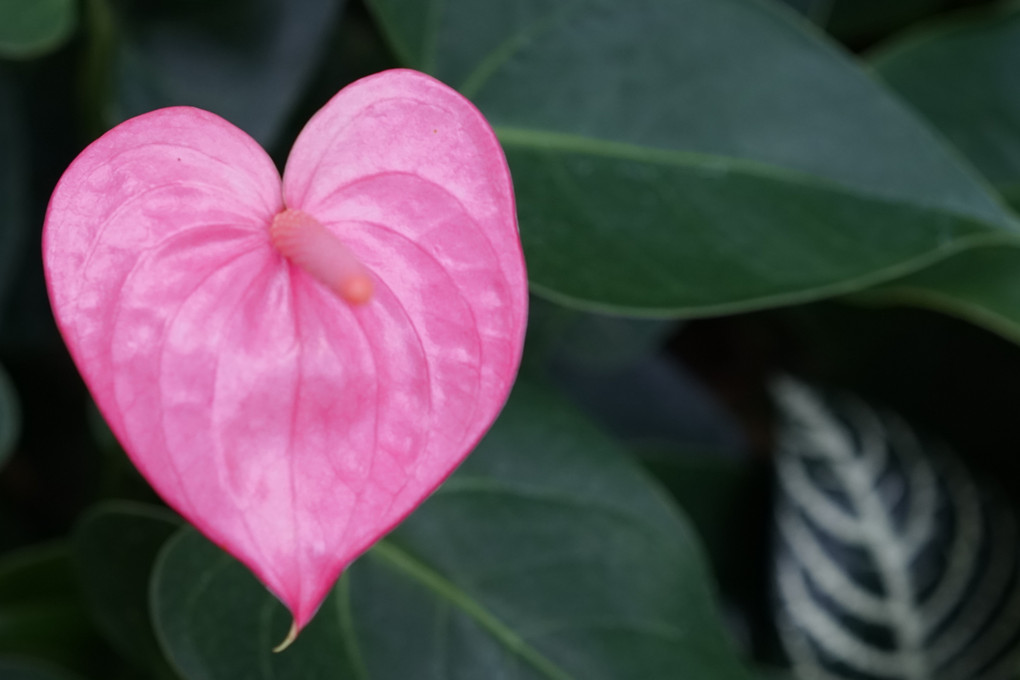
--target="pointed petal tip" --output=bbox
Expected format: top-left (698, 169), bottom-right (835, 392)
top-left (272, 619), bottom-right (299, 653)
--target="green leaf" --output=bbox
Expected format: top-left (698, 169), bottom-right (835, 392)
top-left (366, 0), bottom-right (1016, 316)
top-left (152, 380), bottom-right (751, 679)
top-left (0, 0), bottom-right (76, 59)
top-left (0, 364), bottom-right (19, 472)
top-left (859, 5), bottom-right (1020, 342)
top-left (872, 3), bottom-right (1020, 190)
top-left (0, 543), bottom-right (109, 675)
top-left (0, 658), bottom-right (83, 680)
top-left (872, 2), bottom-right (1020, 190)
top-left (1005, 184), bottom-right (1020, 212)
top-left (861, 246), bottom-right (1020, 344)
top-left (73, 502), bottom-right (179, 677)
top-left (102, 0), bottom-right (343, 148)
top-left (774, 0), bottom-right (833, 24)
top-left (153, 532), bottom-right (359, 679)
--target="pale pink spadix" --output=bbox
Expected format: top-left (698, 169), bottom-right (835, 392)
top-left (42, 69), bottom-right (527, 638)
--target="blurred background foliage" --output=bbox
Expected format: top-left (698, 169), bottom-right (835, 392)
top-left (2, 0), bottom-right (1020, 678)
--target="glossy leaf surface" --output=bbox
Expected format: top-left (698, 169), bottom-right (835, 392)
top-left (152, 381), bottom-right (751, 680)
top-left (865, 247), bottom-right (1020, 344)
top-left (44, 69), bottom-right (527, 631)
top-left (368, 0), bottom-right (1016, 316)
top-left (873, 3), bottom-right (1020, 194)
top-left (774, 0), bottom-right (832, 23)
top-left (867, 5), bottom-right (1020, 342)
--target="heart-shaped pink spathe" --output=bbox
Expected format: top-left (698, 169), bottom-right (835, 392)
top-left (43, 69), bottom-right (527, 634)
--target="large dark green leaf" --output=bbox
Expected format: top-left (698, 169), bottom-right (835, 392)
top-left (861, 246), bottom-right (1020, 344)
top-left (774, 0), bottom-right (833, 23)
top-left (73, 502), bottom-right (179, 678)
top-left (873, 2), bottom-right (1020, 191)
top-left (0, 0), bottom-right (76, 59)
top-left (152, 533), bottom-right (360, 679)
top-left (863, 4), bottom-right (1020, 341)
top-left (100, 0), bottom-right (342, 148)
top-left (152, 380), bottom-right (751, 679)
top-left (366, 0), bottom-right (1016, 317)
top-left (1005, 186), bottom-right (1020, 213)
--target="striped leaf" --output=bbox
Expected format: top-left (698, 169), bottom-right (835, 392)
top-left (771, 379), bottom-right (1020, 680)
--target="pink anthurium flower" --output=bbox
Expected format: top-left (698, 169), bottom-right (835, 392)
top-left (43, 69), bottom-right (527, 643)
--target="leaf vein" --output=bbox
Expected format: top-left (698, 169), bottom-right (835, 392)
top-left (371, 540), bottom-right (575, 680)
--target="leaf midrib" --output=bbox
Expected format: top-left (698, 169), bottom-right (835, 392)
top-left (495, 124), bottom-right (1020, 317)
top-left (494, 125), bottom-right (1020, 233)
top-left (371, 539), bottom-right (574, 680)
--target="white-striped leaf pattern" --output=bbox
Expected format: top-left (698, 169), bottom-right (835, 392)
top-left (771, 379), bottom-right (1020, 680)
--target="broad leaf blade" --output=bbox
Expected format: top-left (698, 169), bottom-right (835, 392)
top-left (366, 0), bottom-right (1017, 316)
top-left (73, 502), bottom-right (179, 677)
top-left (863, 246), bottom-right (1020, 345)
top-left (872, 3), bottom-right (1020, 190)
top-left (865, 5), bottom-right (1020, 342)
top-left (1005, 186), bottom-right (1020, 213)
top-left (0, 0), bottom-right (76, 59)
top-left (506, 142), bottom-right (1007, 314)
top-left (153, 531), bottom-right (357, 679)
top-left (152, 380), bottom-right (751, 679)
top-left (774, 0), bottom-right (833, 24)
